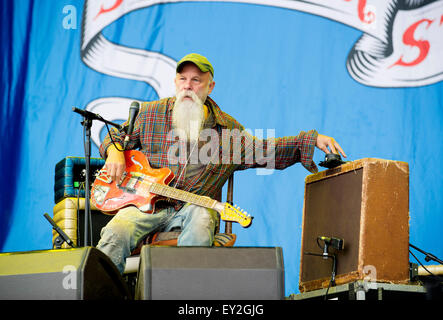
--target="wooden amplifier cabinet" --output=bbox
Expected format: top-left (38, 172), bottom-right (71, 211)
top-left (299, 158), bottom-right (410, 292)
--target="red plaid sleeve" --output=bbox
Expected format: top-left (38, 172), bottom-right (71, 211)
top-left (236, 129), bottom-right (318, 173)
top-left (294, 129), bottom-right (318, 173)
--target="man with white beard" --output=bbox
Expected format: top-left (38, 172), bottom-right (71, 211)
top-left (173, 86), bottom-right (207, 143)
top-left (96, 53), bottom-right (346, 274)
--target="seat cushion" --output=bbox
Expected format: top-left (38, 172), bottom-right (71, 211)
top-left (148, 232), bottom-right (237, 247)
top-left (213, 233), bottom-right (237, 247)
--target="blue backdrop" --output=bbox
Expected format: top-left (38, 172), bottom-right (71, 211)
top-left (1, 0), bottom-right (442, 296)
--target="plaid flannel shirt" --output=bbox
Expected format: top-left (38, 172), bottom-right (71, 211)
top-left (100, 96), bottom-right (318, 210)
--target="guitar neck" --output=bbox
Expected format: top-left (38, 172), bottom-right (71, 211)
top-left (149, 182), bottom-right (220, 210)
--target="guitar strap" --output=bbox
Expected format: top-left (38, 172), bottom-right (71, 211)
top-left (171, 140), bottom-right (199, 189)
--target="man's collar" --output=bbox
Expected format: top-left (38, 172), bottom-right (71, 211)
top-left (204, 96), bottom-right (229, 128)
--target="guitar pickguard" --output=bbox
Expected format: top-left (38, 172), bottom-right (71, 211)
top-left (93, 184), bottom-right (110, 205)
top-left (130, 155), bottom-right (144, 170)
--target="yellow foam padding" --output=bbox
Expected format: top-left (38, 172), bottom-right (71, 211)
top-left (52, 198), bottom-right (99, 248)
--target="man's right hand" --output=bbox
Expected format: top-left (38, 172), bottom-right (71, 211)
top-left (104, 143), bottom-right (126, 183)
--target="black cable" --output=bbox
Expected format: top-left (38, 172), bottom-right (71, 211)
top-left (324, 273), bottom-right (333, 300)
top-left (81, 120), bottom-right (91, 246)
top-left (104, 121), bottom-right (126, 152)
top-left (315, 238), bottom-right (332, 300)
top-left (305, 251), bottom-right (336, 300)
top-left (77, 181), bottom-right (92, 246)
top-left (308, 238), bottom-right (338, 300)
top-left (76, 183), bottom-right (81, 246)
top-left (88, 186), bottom-right (92, 246)
top-left (324, 254), bottom-right (336, 300)
top-left (409, 249), bottom-right (443, 281)
top-left (316, 237), bottom-right (323, 250)
top-left (81, 181), bottom-right (93, 246)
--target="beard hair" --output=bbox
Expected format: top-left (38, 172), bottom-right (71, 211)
top-left (172, 90), bottom-right (205, 143)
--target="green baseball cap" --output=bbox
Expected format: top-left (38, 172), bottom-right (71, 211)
top-left (176, 53), bottom-right (214, 77)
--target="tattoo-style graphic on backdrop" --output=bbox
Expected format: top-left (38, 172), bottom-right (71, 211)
top-left (81, 0), bottom-right (443, 147)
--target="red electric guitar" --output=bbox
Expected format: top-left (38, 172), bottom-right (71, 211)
top-left (91, 150), bottom-right (252, 228)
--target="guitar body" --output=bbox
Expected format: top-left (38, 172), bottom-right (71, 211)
top-left (91, 150), bottom-right (253, 227)
top-left (91, 150), bottom-right (174, 214)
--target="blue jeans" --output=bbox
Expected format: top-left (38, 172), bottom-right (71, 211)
top-left (96, 204), bottom-right (218, 274)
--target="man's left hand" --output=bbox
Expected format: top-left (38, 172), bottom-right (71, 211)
top-left (316, 134), bottom-right (347, 158)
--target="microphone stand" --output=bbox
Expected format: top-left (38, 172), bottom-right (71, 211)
top-left (305, 248), bottom-right (337, 286)
top-left (44, 213), bottom-right (75, 249)
top-left (409, 243), bottom-right (443, 265)
top-left (72, 107), bottom-right (122, 247)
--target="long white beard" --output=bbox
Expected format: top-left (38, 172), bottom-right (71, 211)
top-left (172, 90), bottom-right (205, 143)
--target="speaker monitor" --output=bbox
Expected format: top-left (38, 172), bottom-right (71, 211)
top-left (299, 158), bottom-right (410, 292)
top-left (0, 247), bottom-right (130, 300)
top-left (135, 246), bottom-right (285, 300)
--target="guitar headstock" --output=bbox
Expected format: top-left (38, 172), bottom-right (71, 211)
top-left (221, 203), bottom-right (253, 228)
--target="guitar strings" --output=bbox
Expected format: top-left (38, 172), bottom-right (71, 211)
top-left (171, 140), bottom-right (198, 189)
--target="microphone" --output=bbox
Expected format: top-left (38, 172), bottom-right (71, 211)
top-left (319, 236), bottom-right (344, 251)
top-left (72, 107), bottom-right (103, 122)
top-left (123, 101), bottom-right (140, 150)
top-left (72, 107), bottom-right (123, 130)
top-left (43, 213), bottom-right (75, 248)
